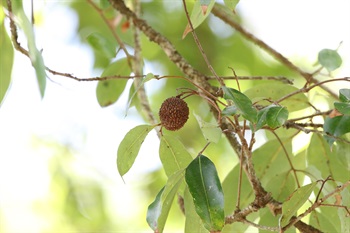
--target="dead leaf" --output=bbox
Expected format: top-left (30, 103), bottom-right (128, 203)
top-left (182, 24), bottom-right (192, 39)
top-left (121, 21), bottom-right (130, 32)
top-left (329, 109), bottom-right (343, 118)
top-left (201, 5), bottom-right (208, 15)
top-left (334, 194), bottom-right (342, 205)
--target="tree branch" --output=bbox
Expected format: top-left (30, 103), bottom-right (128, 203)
top-left (282, 180), bottom-right (350, 232)
top-left (108, 0), bottom-right (215, 94)
top-left (131, 0), bottom-right (161, 138)
top-left (211, 3), bottom-right (338, 99)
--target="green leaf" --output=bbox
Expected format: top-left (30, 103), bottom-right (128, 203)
top-left (221, 105), bottom-right (238, 116)
top-left (310, 207), bottom-right (341, 233)
top-left (99, 0), bottom-right (110, 9)
top-left (334, 102), bottom-right (350, 115)
top-left (260, 208), bottom-right (296, 233)
top-left (253, 138), bottom-right (305, 202)
top-left (117, 124), bottom-right (155, 177)
top-left (159, 134), bottom-right (193, 177)
top-left (244, 83), bottom-right (309, 112)
top-left (0, 15), bottom-right (14, 106)
top-left (182, 0), bottom-right (215, 39)
top-left (96, 58), bottom-right (130, 107)
top-left (266, 106), bottom-right (289, 128)
top-left (146, 170), bottom-right (185, 233)
top-left (86, 32), bottom-right (116, 59)
top-left (256, 105), bottom-right (289, 130)
top-left (13, 0), bottom-right (46, 97)
top-left (339, 208), bottom-right (350, 233)
top-left (222, 164), bottom-right (254, 214)
top-left (224, 0), bottom-right (240, 11)
top-left (185, 155), bottom-right (225, 232)
top-left (193, 112), bottom-right (221, 143)
top-left (184, 187), bottom-right (209, 233)
top-left (318, 48), bottom-right (342, 72)
top-left (222, 86), bottom-right (258, 123)
top-left (265, 171), bottom-right (297, 202)
top-left (280, 182), bottom-right (317, 227)
top-left (125, 73), bottom-right (155, 116)
top-left (146, 187), bottom-right (164, 231)
top-left (339, 89), bottom-right (350, 102)
top-left (200, 0), bottom-right (212, 6)
top-left (307, 134), bottom-right (350, 183)
top-left (333, 140), bottom-right (350, 171)
top-left (323, 116), bottom-right (350, 146)
top-left (255, 107), bottom-right (269, 131)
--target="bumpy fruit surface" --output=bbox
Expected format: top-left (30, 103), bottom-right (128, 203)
top-left (159, 97), bottom-right (189, 131)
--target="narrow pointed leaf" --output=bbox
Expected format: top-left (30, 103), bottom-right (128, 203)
top-left (222, 86), bottom-right (257, 123)
top-left (96, 58), bottom-right (130, 107)
top-left (146, 170), bottom-right (185, 233)
top-left (159, 135), bottom-right (193, 177)
top-left (117, 125), bottom-right (155, 177)
top-left (185, 155), bottom-right (224, 231)
top-left (280, 182), bottom-right (317, 227)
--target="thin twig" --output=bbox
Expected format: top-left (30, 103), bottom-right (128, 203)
top-left (236, 148), bottom-right (244, 210)
top-left (181, 0), bottom-right (225, 87)
top-left (131, 0), bottom-right (161, 138)
top-left (86, 0), bottom-right (132, 60)
top-left (211, 3), bottom-right (338, 99)
top-left (241, 218), bottom-right (279, 232)
top-left (206, 75), bottom-right (293, 84)
top-left (48, 70), bottom-right (144, 81)
top-left (288, 110), bottom-right (332, 122)
top-left (7, 0), bottom-right (30, 56)
top-left (276, 77), bottom-right (350, 103)
top-left (282, 180), bottom-right (350, 232)
top-left (270, 131), bottom-right (300, 188)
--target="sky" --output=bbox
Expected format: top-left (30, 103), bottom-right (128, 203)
top-left (0, 0), bottom-right (349, 232)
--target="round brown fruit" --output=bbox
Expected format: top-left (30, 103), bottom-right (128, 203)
top-left (159, 97), bottom-right (189, 131)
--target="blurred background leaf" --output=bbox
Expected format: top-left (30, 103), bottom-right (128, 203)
top-left (12, 0), bottom-right (46, 97)
top-left (0, 9), bottom-right (14, 106)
